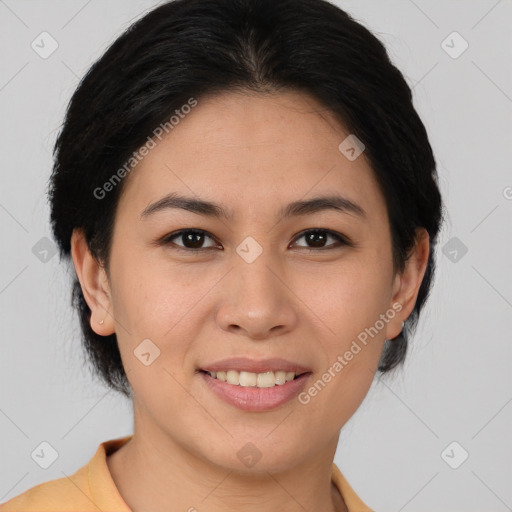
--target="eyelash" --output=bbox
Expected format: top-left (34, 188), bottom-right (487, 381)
top-left (159, 228), bottom-right (352, 253)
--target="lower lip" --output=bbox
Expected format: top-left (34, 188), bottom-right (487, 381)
top-left (199, 371), bottom-right (311, 412)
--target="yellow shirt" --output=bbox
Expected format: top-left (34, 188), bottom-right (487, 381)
top-left (0, 436), bottom-right (373, 512)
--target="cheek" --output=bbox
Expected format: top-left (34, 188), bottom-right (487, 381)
top-left (109, 252), bottom-right (190, 334)
top-left (297, 257), bottom-right (392, 338)
top-left (295, 262), bottom-right (392, 419)
top-left (306, 260), bottom-right (392, 414)
top-left (108, 255), bottom-right (215, 381)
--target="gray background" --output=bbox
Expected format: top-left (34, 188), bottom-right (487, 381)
top-left (0, 1), bottom-right (510, 510)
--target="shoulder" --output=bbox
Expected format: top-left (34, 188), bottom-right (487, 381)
top-left (0, 466), bottom-right (90, 512)
top-left (332, 462), bottom-right (374, 512)
top-left (0, 436), bottom-right (132, 512)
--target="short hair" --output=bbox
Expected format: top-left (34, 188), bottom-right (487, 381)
top-left (49, 0), bottom-right (444, 398)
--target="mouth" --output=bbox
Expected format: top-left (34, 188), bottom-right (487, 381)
top-left (198, 369), bottom-right (312, 412)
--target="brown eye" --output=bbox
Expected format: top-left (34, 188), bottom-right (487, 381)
top-left (164, 229), bottom-right (218, 250)
top-left (292, 229), bottom-right (350, 250)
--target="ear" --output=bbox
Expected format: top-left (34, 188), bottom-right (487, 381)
top-left (385, 228), bottom-right (430, 341)
top-left (71, 229), bottom-right (115, 336)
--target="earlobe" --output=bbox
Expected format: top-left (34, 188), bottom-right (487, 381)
top-left (386, 228), bottom-right (430, 340)
top-left (70, 229), bottom-right (115, 336)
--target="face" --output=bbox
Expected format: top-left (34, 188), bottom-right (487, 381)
top-left (74, 89), bottom-right (428, 473)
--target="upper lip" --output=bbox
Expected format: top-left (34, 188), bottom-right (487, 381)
top-left (199, 357), bottom-right (312, 375)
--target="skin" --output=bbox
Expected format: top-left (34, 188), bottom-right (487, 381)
top-left (71, 89), bottom-right (429, 512)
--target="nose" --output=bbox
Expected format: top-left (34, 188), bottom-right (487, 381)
top-left (215, 250), bottom-right (299, 340)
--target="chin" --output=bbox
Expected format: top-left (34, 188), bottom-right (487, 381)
top-left (196, 434), bottom-right (310, 475)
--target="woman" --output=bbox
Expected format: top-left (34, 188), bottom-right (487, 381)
top-left (0, 0), bottom-right (443, 510)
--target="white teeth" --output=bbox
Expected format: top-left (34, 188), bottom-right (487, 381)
top-left (206, 369), bottom-right (301, 388)
top-left (226, 370), bottom-right (239, 385)
top-left (239, 371), bottom-right (257, 387)
top-left (275, 371), bottom-right (287, 385)
top-left (257, 371), bottom-right (275, 388)
top-left (285, 371), bottom-right (295, 382)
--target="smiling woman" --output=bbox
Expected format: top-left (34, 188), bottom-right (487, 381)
top-left (0, 0), bottom-right (443, 511)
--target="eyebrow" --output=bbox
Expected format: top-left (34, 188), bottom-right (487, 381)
top-left (140, 192), bottom-right (366, 221)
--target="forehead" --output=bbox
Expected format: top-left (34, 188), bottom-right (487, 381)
top-left (117, 90), bottom-right (387, 226)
